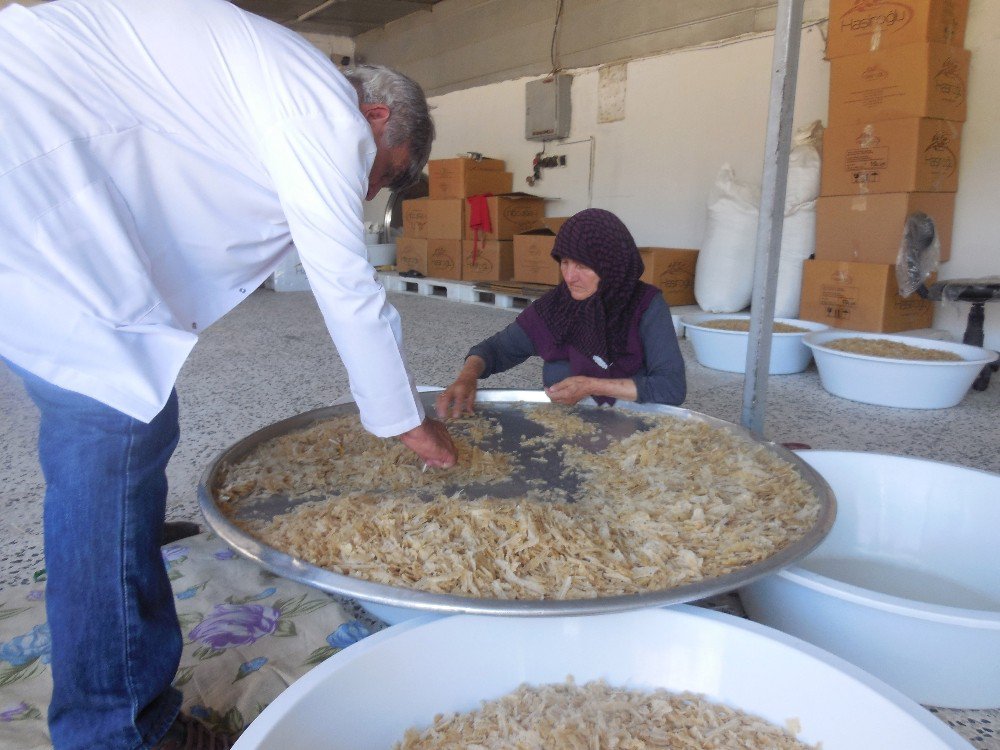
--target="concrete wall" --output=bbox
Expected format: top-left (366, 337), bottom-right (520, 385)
top-left (299, 31), bottom-right (354, 63)
top-left (358, 0), bottom-right (830, 97)
top-left (362, 1), bottom-right (1000, 348)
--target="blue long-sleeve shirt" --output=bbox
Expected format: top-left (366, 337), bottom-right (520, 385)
top-left (468, 293), bottom-right (686, 405)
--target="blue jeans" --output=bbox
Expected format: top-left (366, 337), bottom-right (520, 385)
top-left (7, 361), bottom-right (183, 749)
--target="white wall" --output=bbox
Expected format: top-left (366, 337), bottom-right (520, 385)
top-left (9, 0), bottom-right (996, 345)
top-left (935, 0), bottom-right (1000, 347)
top-left (369, 5), bottom-right (1000, 349)
top-left (429, 25), bottom-right (830, 244)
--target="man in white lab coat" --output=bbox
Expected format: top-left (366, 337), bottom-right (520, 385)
top-left (0, 0), bottom-right (456, 747)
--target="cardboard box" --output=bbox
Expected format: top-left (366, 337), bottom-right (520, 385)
top-left (401, 198), bottom-right (429, 238)
top-left (639, 248), bottom-right (700, 306)
top-left (815, 192), bottom-right (955, 264)
top-left (826, 0), bottom-right (969, 59)
top-left (482, 193), bottom-right (547, 240)
top-left (425, 238), bottom-right (462, 280)
top-left (431, 170), bottom-right (514, 200)
top-left (820, 118), bottom-right (962, 196)
top-left (428, 156), bottom-right (511, 199)
top-left (395, 237), bottom-right (428, 275)
top-left (428, 156), bottom-right (505, 177)
top-left (425, 199), bottom-right (466, 240)
top-left (799, 259), bottom-right (934, 332)
top-left (462, 240), bottom-right (514, 282)
top-left (828, 43), bottom-right (970, 125)
top-left (542, 216), bottom-right (571, 234)
top-left (513, 228), bottom-right (560, 285)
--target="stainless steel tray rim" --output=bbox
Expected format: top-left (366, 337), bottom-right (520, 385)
top-left (198, 390), bottom-right (836, 617)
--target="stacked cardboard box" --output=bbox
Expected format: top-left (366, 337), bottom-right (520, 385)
top-left (395, 156), bottom-right (548, 282)
top-left (802, 0), bottom-right (970, 332)
top-left (462, 192), bottom-right (545, 282)
top-left (396, 198), bottom-right (429, 276)
top-left (512, 217), bottom-right (569, 286)
top-left (639, 248), bottom-right (700, 306)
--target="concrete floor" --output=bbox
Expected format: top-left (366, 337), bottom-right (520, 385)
top-left (1, 286), bottom-right (998, 747)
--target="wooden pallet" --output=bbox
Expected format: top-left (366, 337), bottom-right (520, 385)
top-left (379, 273), bottom-right (549, 310)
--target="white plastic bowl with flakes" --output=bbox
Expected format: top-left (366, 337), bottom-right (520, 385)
top-left (232, 605), bottom-right (969, 749)
top-left (682, 313), bottom-right (827, 374)
top-left (741, 450), bottom-right (1000, 709)
top-left (802, 329), bottom-right (998, 408)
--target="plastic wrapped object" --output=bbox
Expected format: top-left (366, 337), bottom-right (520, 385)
top-left (896, 211), bottom-right (941, 298)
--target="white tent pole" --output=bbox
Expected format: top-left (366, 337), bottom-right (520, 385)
top-left (741, 0), bottom-right (805, 436)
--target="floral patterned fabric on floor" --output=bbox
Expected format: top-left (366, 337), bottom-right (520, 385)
top-left (0, 532), bottom-right (381, 749)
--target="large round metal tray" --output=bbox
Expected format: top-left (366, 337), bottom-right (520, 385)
top-left (198, 390), bottom-right (835, 617)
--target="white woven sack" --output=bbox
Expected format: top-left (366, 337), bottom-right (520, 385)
top-left (774, 121), bottom-right (823, 318)
top-left (695, 164), bottom-right (760, 313)
top-left (774, 200), bottom-right (816, 317)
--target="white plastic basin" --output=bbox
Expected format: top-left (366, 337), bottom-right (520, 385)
top-left (671, 313), bottom-right (684, 338)
top-left (366, 242), bottom-right (396, 267)
top-left (233, 606), bottom-right (969, 749)
top-left (803, 330), bottom-right (999, 409)
top-left (682, 314), bottom-right (827, 374)
top-left (740, 450), bottom-right (1000, 709)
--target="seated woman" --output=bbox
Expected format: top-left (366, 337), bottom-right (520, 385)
top-left (436, 208), bottom-right (686, 418)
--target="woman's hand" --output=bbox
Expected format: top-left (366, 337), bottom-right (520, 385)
top-left (435, 376), bottom-right (478, 418)
top-left (546, 375), bottom-right (639, 405)
top-left (398, 417), bottom-right (458, 468)
top-left (436, 356), bottom-right (486, 419)
top-left (544, 376), bottom-right (594, 405)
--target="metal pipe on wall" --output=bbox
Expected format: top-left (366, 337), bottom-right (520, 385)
top-left (741, 0), bottom-right (805, 437)
top-left (294, 0), bottom-right (348, 24)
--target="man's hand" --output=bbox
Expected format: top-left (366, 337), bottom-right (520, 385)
top-left (398, 417), bottom-right (458, 468)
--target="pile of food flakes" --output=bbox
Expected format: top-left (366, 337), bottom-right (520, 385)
top-left (699, 319), bottom-right (808, 334)
top-left (215, 403), bottom-right (821, 601)
top-left (825, 337), bottom-right (963, 361)
top-left (394, 679), bottom-right (816, 750)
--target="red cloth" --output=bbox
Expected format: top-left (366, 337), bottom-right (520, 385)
top-left (466, 193), bottom-right (493, 262)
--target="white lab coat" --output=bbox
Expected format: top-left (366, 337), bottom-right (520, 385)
top-left (0, 0), bottom-right (425, 436)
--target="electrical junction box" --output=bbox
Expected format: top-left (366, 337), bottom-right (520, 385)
top-left (525, 74), bottom-right (572, 141)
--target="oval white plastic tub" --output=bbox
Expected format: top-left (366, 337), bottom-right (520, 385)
top-left (802, 330), bottom-right (999, 409)
top-left (681, 313), bottom-right (827, 374)
top-left (740, 450), bottom-right (1000, 709)
top-left (233, 606), bottom-right (969, 749)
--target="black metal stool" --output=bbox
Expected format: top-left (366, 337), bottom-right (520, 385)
top-left (917, 279), bottom-right (1000, 390)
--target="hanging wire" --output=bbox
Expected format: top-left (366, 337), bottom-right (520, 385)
top-left (549, 0), bottom-right (566, 75)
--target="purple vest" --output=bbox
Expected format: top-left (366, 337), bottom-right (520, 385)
top-left (516, 284), bottom-right (658, 404)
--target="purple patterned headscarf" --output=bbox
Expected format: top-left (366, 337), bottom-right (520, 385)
top-left (531, 208), bottom-right (647, 360)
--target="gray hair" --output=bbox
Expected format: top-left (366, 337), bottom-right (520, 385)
top-left (342, 64), bottom-right (434, 190)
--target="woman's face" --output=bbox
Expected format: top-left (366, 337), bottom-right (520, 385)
top-left (560, 258), bottom-right (600, 300)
